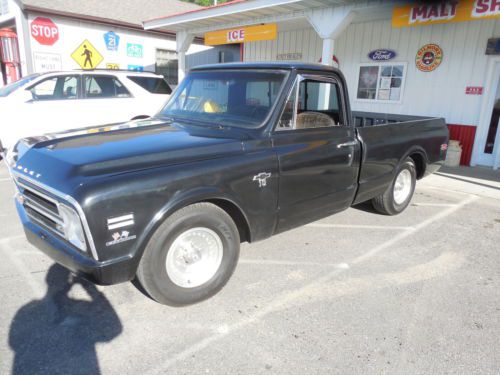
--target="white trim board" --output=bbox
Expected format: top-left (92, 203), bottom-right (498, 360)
top-left (471, 57), bottom-right (500, 169)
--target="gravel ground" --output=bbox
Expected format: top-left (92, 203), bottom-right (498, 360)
top-left (0, 164), bottom-right (499, 375)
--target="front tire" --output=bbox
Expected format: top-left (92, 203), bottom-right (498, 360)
top-left (137, 203), bottom-right (240, 306)
top-left (372, 157), bottom-right (416, 215)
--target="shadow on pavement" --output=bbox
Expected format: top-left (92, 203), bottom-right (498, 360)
top-left (8, 264), bottom-right (122, 375)
top-left (439, 166), bottom-right (500, 181)
top-left (351, 200), bottom-right (378, 214)
top-left (436, 166), bottom-right (500, 191)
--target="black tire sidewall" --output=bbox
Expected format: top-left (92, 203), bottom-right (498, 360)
top-left (144, 206), bottom-right (239, 306)
top-left (390, 159), bottom-right (416, 214)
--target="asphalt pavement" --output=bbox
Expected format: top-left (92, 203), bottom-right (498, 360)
top-left (0, 163), bottom-right (499, 375)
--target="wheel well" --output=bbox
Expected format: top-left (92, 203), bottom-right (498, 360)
top-left (205, 199), bottom-right (251, 243)
top-left (409, 152), bottom-right (426, 179)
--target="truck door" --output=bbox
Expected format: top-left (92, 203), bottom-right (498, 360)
top-left (272, 73), bottom-right (360, 232)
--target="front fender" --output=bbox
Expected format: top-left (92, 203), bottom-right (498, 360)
top-left (80, 148), bottom-right (278, 274)
top-left (134, 186), bottom-right (252, 262)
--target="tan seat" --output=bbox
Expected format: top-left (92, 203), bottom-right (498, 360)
top-left (296, 111), bottom-right (335, 129)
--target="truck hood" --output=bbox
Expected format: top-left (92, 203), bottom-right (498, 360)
top-left (10, 118), bottom-right (247, 192)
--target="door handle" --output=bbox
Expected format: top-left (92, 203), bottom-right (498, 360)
top-left (337, 140), bottom-right (357, 149)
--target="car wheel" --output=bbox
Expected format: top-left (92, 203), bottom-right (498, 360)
top-left (372, 157), bottom-right (416, 215)
top-left (136, 202), bottom-right (240, 306)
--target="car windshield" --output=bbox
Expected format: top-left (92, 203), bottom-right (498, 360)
top-left (160, 70), bottom-right (288, 128)
top-left (0, 74), bottom-right (41, 97)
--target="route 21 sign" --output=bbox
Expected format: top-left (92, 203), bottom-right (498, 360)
top-left (103, 31), bottom-right (120, 51)
top-left (368, 49), bottom-right (397, 61)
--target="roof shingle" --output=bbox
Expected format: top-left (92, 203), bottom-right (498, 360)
top-left (21, 0), bottom-right (201, 26)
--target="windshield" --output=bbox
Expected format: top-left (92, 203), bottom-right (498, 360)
top-left (0, 74), bottom-right (41, 97)
top-left (160, 70), bottom-right (288, 128)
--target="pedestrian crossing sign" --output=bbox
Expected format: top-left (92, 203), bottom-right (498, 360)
top-left (71, 39), bottom-right (103, 69)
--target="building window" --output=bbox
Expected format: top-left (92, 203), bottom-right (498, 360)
top-left (357, 63), bottom-right (406, 102)
top-left (156, 49), bottom-right (178, 87)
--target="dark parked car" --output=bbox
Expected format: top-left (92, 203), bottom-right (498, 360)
top-left (2, 63), bottom-right (448, 305)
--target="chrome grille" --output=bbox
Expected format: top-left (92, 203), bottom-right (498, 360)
top-left (12, 172), bottom-right (99, 260)
top-left (17, 180), bottom-right (65, 237)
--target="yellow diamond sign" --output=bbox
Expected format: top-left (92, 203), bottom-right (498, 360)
top-left (71, 39), bottom-right (103, 69)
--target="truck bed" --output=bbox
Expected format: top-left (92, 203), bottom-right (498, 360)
top-left (352, 111), bottom-right (448, 204)
top-left (352, 111), bottom-right (436, 127)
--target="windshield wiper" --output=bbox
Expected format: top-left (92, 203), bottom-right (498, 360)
top-left (165, 115), bottom-right (227, 130)
top-left (155, 115), bottom-right (175, 123)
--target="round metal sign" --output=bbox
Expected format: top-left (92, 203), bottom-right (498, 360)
top-left (416, 44), bottom-right (443, 72)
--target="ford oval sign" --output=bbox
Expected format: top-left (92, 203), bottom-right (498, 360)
top-left (368, 49), bottom-right (397, 61)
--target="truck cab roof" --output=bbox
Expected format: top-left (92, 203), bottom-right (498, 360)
top-left (39, 70), bottom-right (163, 78)
top-left (190, 62), bottom-right (343, 74)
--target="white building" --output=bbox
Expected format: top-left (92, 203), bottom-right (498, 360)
top-left (0, 0), bottom-right (215, 88)
top-left (144, 0), bottom-right (500, 169)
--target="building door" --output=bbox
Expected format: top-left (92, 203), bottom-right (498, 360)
top-left (475, 62), bottom-right (500, 169)
top-left (484, 79), bottom-right (500, 156)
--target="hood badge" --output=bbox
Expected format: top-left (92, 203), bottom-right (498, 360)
top-left (253, 172), bottom-right (271, 188)
top-left (15, 165), bottom-right (41, 178)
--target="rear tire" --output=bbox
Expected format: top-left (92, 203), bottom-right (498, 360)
top-left (136, 203), bottom-right (240, 306)
top-left (372, 157), bottom-right (416, 215)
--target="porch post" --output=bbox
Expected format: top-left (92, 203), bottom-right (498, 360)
top-left (494, 129), bottom-right (500, 169)
top-left (176, 31), bottom-right (194, 83)
top-left (307, 5), bottom-right (356, 66)
top-left (321, 38), bottom-right (334, 66)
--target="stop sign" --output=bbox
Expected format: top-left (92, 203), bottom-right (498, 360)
top-left (30, 17), bottom-right (59, 46)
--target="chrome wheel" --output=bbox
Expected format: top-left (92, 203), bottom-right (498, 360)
top-left (393, 169), bottom-right (412, 205)
top-left (165, 227), bottom-right (223, 288)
